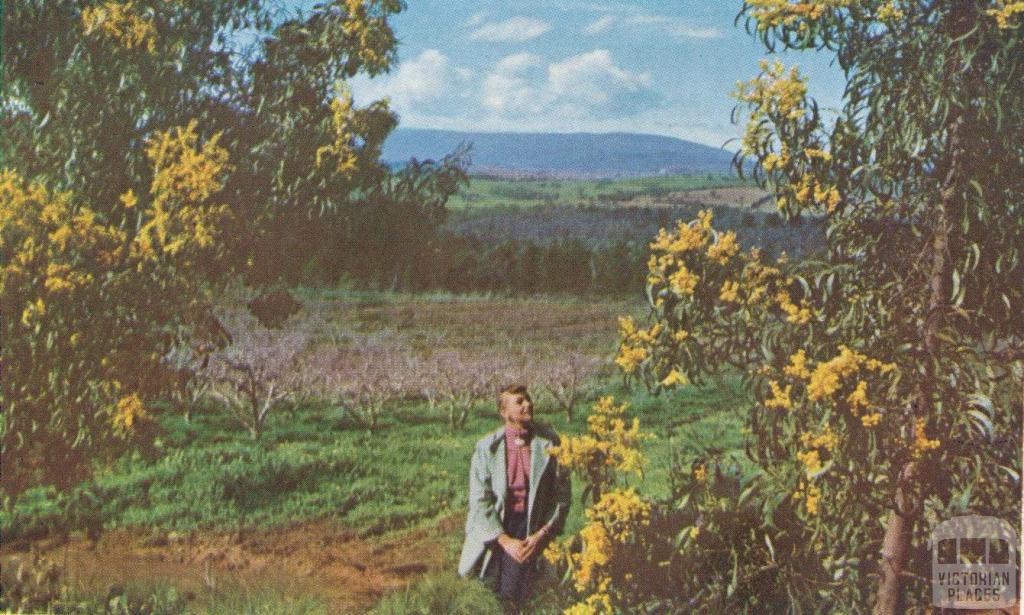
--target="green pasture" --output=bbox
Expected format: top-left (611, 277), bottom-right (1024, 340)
top-left (448, 173), bottom-right (749, 209)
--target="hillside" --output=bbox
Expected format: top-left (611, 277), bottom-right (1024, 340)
top-left (382, 128), bottom-right (738, 178)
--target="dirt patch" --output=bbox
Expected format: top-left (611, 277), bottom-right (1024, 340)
top-left (1, 514), bottom-right (464, 613)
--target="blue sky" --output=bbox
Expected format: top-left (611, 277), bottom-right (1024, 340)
top-left (345, 0), bottom-right (848, 149)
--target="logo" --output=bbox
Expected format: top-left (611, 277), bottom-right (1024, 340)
top-left (930, 515), bottom-right (1018, 609)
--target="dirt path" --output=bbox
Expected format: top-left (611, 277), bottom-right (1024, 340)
top-left (2, 514), bottom-right (463, 613)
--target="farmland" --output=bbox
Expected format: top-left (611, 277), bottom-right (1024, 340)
top-left (1, 287), bottom-right (749, 613)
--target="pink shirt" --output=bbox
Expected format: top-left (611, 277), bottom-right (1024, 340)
top-left (504, 426), bottom-right (531, 514)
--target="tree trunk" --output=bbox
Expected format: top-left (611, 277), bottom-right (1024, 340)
top-left (872, 94), bottom-right (968, 615)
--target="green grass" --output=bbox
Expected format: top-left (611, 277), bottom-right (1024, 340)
top-left (4, 375), bottom-right (750, 543)
top-left (448, 174), bottom-right (749, 209)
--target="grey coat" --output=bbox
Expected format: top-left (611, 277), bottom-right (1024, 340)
top-left (457, 424), bottom-right (572, 579)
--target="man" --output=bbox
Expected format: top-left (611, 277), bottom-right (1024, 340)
top-left (458, 384), bottom-right (572, 608)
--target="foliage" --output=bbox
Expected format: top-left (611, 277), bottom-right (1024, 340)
top-left (606, 1), bottom-right (1023, 610)
top-left (544, 397), bottom-right (656, 613)
top-left (0, 122), bottom-right (230, 498)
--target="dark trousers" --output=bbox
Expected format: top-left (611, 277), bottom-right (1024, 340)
top-left (488, 509), bottom-right (533, 607)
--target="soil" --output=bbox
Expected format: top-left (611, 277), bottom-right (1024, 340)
top-left (1, 514), bottom-right (464, 613)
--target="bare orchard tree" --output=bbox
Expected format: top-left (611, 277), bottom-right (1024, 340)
top-left (320, 343), bottom-right (407, 432)
top-left (206, 321), bottom-right (310, 440)
top-left (539, 352), bottom-right (602, 420)
top-left (435, 352), bottom-right (504, 432)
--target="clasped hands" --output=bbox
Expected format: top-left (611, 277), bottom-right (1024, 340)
top-left (496, 528), bottom-right (548, 564)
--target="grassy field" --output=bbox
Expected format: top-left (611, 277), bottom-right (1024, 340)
top-left (1, 289), bottom-right (752, 613)
top-left (448, 173), bottom-right (750, 209)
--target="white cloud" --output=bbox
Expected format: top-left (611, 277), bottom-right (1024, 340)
top-left (469, 16), bottom-right (551, 42)
top-left (584, 15), bottom-right (616, 35)
top-left (625, 13), bottom-right (722, 39)
top-left (465, 12), bottom-right (487, 27)
top-left (548, 50), bottom-right (651, 106)
top-left (350, 49), bottom-right (471, 115)
top-left (480, 49), bottom-right (656, 120)
top-left (495, 52), bottom-right (543, 74)
top-left (481, 53), bottom-right (544, 114)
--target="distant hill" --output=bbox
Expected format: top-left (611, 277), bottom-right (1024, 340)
top-left (382, 128), bottom-right (738, 178)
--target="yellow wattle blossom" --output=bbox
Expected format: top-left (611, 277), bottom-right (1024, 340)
top-left (807, 345), bottom-right (865, 401)
top-left (861, 412), bottom-right (882, 428)
top-left (572, 521), bottom-right (613, 591)
top-left (660, 369), bottom-right (687, 388)
top-left (783, 349), bottom-right (812, 379)
top-left (764, 380), bottom-right (794, 410)
top-left (21, 297), bottom-right (47, 327)
top-left (707, 230), bottom-right (739, 265)
top-left (673, 329), bottom-right (690, 343)
top-left (616, 317), bottom-right (662, 374)
top-left (719, 280), bottom-right (740, 303)
top-left (745, 0), bottom-right (852, 29)
top-left (81, 1), bottom-right (158, 53)
top-left (846, 379), bottom-right (869, 413)
top-left (734, 59), bottom-right (808, 121)
top-left (803, 147), bottom-right (832, 161)
top-left (793, 481), bottom-right (821, 515)
top-left (800, 424), bottom-right (838, 452)
top-left (548, 396), bottom-right (651, 483)
top-left (586, 488), bottom-right (652, 541)
top-left (689, 526), bottom-right (700, 540)
top-left (797, 449), bottom-right (822, 475)
top-left (112, 393), bottom-right (147, 437)
top-left (911, 418), bottom-right (940, 457)
top-left (137, 120), bottom-right (230, 258)
top-left (877, 1), bottom-right (905, 21)
top-left (119, 189), bottom-right (138, 209)
top-left (316, 86), bottom-right (361, 174)
top-left (987, 1), bottom-right (1024, 28)
top-left (693, 464), bottom-right (707, 482)
top-left (775, 290), bottom-right (813, 324)
top-left (668, 264), bottom-right (699, 296)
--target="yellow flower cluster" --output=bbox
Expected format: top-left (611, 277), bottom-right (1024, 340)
top-left (793, 481), bottom-right (821, 515)
top-left (783, 349), bottom-right (811, 379)
top-left (806, 345), bottom-right (895, 402)
top-left (648, 217), bottom-right (710, 256)
top-left (615, 317), bottom-right (660, 374)
top-left (876, 1), bottom-right (905, 21)
top-left (112, 393), bottom-right (147, 437)
top-left (987, 1), bottom-right (1024, 28)
top-left (765, 380), bottom-right (794, 410)
top-left (911, 418), bottom-right (940, 457)
top-left (744, 0), bottom-right (852, 30)
top-left (706, 231), bottom-right (740, 265)
top-left (587, 488), bottom-right (652, 541)
top-left (719, 280), bottom-right (740, 303)
top-left (341, 0), bottom-right (394, 74)
top-left (775, 290), bottom-right (814, 324)
top-left (797, 449), bottom-right (822, 474)
top-left (800, 424), bottom-right (838, 452)
top-left (563, 590), bottom-right (614, 615)
top-left (693, 464), bottom-right (707, 482)
top-left (762, 146), bottom-right (791, 171)
top-left (81, 1), bottom-right (157, 53)
top-left (548, 396), bottom-right (650, 483)
top-left (316, 87), bottom-right (361, 174)
top-left (137, 120), bottom-right (230, 258)
top-left (734, 59), bottom-right (808, 122)
top-left (660, 369), bottom-right (687, 388)
top-left (797, 424), bottom-right (838, 477)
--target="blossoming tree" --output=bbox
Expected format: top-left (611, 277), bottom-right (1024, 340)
top-left (615, 1), bottom-right (1022, 611)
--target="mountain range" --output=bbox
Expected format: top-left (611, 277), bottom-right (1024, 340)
top-left (382, 128), bottom-right (739, 178)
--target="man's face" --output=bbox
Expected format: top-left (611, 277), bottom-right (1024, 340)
top-left (500, 390), bottom-right (533, 428)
